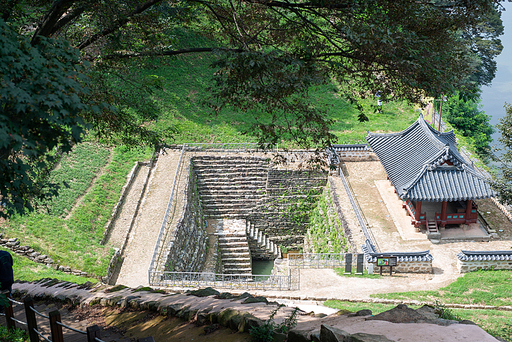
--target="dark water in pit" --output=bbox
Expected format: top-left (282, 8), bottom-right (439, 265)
top-left (252, 259), bottom-right (274, 276)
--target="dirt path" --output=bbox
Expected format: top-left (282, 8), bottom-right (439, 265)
top-left (106, 163), bottom-right (151, 249)
top-left (116, 150), bottom-right (182, 288)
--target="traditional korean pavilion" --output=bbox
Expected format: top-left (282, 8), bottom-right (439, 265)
top-left (366, 115), bottom-right (496, 229)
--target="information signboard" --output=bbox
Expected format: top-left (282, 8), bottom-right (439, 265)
top-left (376, 256), bottom-right (397, 275)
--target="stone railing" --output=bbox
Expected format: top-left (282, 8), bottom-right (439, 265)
top-left (362, 240), bottom-right (433, 273)
top-left (457, 250), bottom-right (512, 273)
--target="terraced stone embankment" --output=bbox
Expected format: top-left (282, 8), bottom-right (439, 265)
top-left (192, 155), bottom-right (328, 253)
top-left (193, 155), bottom-right (269, 219)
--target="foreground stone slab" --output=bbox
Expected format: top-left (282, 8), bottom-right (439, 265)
top-left (12, 281), bottom-right (501, 342)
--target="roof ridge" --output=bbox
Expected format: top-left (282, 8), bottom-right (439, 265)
top-left (402, 164), bottom-right (429, 196)
top-left (367, 118), bottom-right (420, 138)
top-left (417, 115), bottom-right (447, 151)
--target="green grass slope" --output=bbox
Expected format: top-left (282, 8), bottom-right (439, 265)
top-left (1, 144), bottom-right (151, 276)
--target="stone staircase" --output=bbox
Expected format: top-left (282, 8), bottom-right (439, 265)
top-left (246, 221), bottom-right (281, 260)
top-left (193, 156), bottom-right (269, 219)
top-left (217, 219), bottom-right (252, 275)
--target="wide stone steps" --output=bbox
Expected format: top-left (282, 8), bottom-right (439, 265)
top-left (204, 207), bottom-right (254, 217)
top-left (217, 219), bottom-right (252, 276)
top-left (193, 157), bottom-right (268, 164)
top-left (223, 267), bottom-right (252, 274)
top-left (200, 194), bottom-right (264, 201)
top-left (199, 181), bottom-right (265, 193)
top-left (193, 165), bottom-right (268, 172)
top-left (197, 179), bottom-right (266, 187)
top-left (200, 195), bottom-right (264, 203)
top-left (203, 203), bottom-right (261, 212)
top-left (195, 167), bottom-right (268, 174)
top-left (267, 180), bottom-right (327, 188)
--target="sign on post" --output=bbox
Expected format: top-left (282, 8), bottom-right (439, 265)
top-left (376, 256), bottom-right (397, 276)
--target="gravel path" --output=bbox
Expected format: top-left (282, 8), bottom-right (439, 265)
top-left (116, 150), bottom-right (182, 287)
top-left (106, 164), bottom-right (151, 249)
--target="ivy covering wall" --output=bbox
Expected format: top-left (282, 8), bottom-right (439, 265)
top-left (305, 183), bottom-right (348, 253)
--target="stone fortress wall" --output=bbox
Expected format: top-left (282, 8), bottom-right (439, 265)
top-left (162, 163), bottom-right (209, 273)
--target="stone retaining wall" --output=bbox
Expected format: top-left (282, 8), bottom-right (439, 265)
top-left (250, 169), bottom-right (328, 249)
top-left (457, 250), bottom-right (512, 273)
top-left (388, 260), bottom-right (433, 273)
top-left (337, 151), bottom-right (378, 162)
top-left (164, 166), bottom-right (208, 272)
top-left (328, 177), bottom-right (355, 253)
top-left (363, 241), bottom-right (433, 274)
top-left (100, 161), bottom-right (142, 244)
top-left (0, 234), bottom-right (92, 278)
top-left (457, 259), bottom-right (512, 273)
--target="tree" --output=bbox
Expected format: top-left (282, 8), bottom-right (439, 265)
top-left (443, 90), bottom-right (494, 156)
top-left (440, 5), bottom-right (502, 157)
top-left (492, 104), bottom-right (512, 205)
top-left (0, 0), bottom-right (503, 216)
top-left (461, 4), bottom-right (504, 90)
top-left (0, 18), bottom-right (90, 217)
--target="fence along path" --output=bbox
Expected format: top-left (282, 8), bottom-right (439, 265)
top-left (0, 297), bottom-right (137, 342)
top-left (116, 149), bottom-right (183, 288)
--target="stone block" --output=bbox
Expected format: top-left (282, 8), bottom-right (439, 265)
top-left (288, 329), bottom-right (313, 342)
top-left (320, 324), bottom-right (350, 342)
top-left (218, 308), bottom-right (239, 327)
top-left (348, 333), bottom-right (393, 342)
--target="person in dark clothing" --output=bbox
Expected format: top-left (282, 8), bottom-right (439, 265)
top-left (0, 250), bottom-right (14, 312)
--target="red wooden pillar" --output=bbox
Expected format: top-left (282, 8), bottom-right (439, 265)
top-left (414, 201), bottom-right (422, 221)
top-left (465, 199), bottom-right (473, 223)
top-left (441, 201), bottom-right (448, 227)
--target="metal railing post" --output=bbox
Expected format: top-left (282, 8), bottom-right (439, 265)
top-left (49, 310), bottom-right (64, 342)
top-left (87, 325), bottom-right (101, 342)
top-left (23, 297), bottom-right (39, 342)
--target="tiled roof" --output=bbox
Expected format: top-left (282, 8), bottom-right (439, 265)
top-left (366, 115), bottom-right (496, 202)
top-left (457, 250), bottom-right (512, 261)
top-left (362, 240), bottom-right (433, 262)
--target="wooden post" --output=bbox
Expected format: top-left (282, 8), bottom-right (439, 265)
top-left (24, 296), bottom-right (39, 342)
top-left (414, 201), bottom-right (422, 222)
top-left (5, 301), bottom-right (15, 330)
top-left (438, 98), bottom-right (444, 132)
top-left (441, 201), bottom-right (448, 226)
top-left (87, 324), bottom-right (101, 342)
top-left (49, 310), bottom-right (64, 342)
top-left (466, 199), bottom-right (473, 222)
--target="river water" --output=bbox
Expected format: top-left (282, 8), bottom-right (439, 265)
top-left (481, 2), bottom-right (512, 149)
